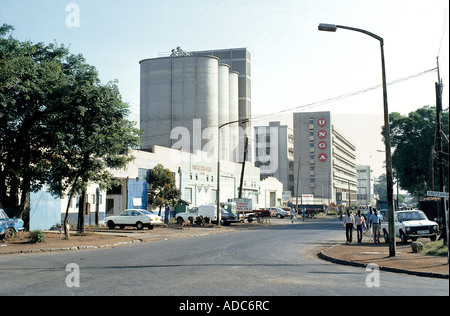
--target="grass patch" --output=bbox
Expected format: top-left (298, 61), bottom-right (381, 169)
top-left (422, 241), bottom-right (448, 257)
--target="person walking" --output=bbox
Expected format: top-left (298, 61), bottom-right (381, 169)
top-left (302, 207), bottom-right (306, 221)
top-left (355, 210), bottom-right (366, 243)
top-left (164, 202), bottom-right (171, 225)
top-left (371, 209), bottom-right (381, 244)
top-left (367, 208), bottom-right (373, 241)
top-left (290, 205), bottom-right (297, 223)
top-left (343, 209), bottom-right (355, 243)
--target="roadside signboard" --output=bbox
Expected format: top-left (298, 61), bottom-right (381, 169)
top-left (426, 191), bottom-right (449, 198)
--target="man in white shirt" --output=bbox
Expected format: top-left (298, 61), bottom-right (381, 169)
top-left (371, 209), bottom-right (382, 244)
top-left (343, 209), bottom-right (355, 243)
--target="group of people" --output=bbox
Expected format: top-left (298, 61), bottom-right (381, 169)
top-left (289, 206), bottom-right (307, 223)
top-left (343, 207), bottom-right (382, 244)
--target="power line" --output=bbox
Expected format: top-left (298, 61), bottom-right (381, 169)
top-left (135, 67), bottom-right (438, 138)
top-left (251, 67), bottom-right (438, 123)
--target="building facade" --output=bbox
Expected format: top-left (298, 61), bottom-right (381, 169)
top-left (254, 121), bottom-right (295, 194)
top-left (357, 165), bottom-right (375, 207)
top-left (293, 112), bottom-right (357, 206)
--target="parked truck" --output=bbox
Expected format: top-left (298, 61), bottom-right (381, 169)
top-left (175, 203), bottom-right (240, 226)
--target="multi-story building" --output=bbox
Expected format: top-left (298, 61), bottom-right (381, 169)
top-left (254, 121), bottom-right (295, 194)
top-left (357, 165), bottom-right (375, 207)
top-left (293, 111), bottom-right (357, 206)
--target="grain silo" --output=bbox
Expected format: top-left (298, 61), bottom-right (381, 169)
top-left (140, 54), bottom-right (220, 155)
top-left (218, 63), bottom-right (230, 161)
top-left (229, 70), bottom-right (239, 162)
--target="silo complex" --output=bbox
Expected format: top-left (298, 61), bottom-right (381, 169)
top-left (228, 71), bottom-right (239, 161)
top-left (140, 54), bottom-right (239, 161)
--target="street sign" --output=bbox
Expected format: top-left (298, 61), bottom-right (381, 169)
top-left (426, 191), bottom-right (449, 198)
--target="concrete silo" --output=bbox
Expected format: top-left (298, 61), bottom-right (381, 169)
top-left (229, 70), bottom-right (239, 162)
top-left (140, 55), bottom-right (220, 156)
top-left (218, 63), bottom-right (230, 161)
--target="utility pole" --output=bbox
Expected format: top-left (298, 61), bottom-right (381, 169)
top-left (295, 157), bottom-right (301, 210)
top-left (238, 136), bottom-right (248, 199)
top-left (436, 58), bottom-right (448, 249)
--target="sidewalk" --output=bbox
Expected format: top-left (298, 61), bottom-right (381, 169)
top-left (319, 241), bottom-right (449, 279)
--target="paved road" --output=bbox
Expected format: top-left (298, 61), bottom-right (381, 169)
top-left (0, 218), bottom-right (448, 296)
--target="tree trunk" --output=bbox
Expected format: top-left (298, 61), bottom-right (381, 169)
top-left (77, 190), bottom-right (86, 234)
top-left (63, 192), bottom-right (74, 239)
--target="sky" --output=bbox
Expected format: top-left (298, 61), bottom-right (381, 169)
top-left (1, 0), bottom-right (449, 179)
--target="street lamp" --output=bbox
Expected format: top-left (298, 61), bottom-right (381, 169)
top-left (318, 23), bottom-right (396, 257)
top-left (216, 118), bottom-right (250, 225)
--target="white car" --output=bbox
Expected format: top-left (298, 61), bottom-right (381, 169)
top-left (381, 210), bottom-right (439, 244)
top-left (105, 209), bottom-right (162, 230)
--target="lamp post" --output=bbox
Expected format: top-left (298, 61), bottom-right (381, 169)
top-left (318, 23), bottom-right (396, 256)
top-left (216, 118), bottom-right (250, 225)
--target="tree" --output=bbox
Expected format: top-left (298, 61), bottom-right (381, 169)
top-left (374, 174), bottom-right (387, 202)
top-left (0, 25), bottom-right (141, 236)
top-left (1, 24), bottom-right (72, 218)
top-left (147, 164), bottom-right (181, 216)
top-left (387, 106), bottom-right (449, 198)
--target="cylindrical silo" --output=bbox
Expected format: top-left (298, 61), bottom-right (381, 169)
top-left (139, 57), bottom-right (173, 151)
top-left (195, 56), bottom-right (219, 157)
top-left (218, 63), bottom-right (230, 161)
top-left (139, 55), bottom-right (219, 157)
top-left (229, 70), bottom-right (239, 162)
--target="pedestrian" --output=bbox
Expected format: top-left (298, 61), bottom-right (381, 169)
top-left (290, 205), bottom-right (297, 223)
top-left (355, 210), bottom-right (366, 243)
top-left (343, 209), bottom-right (355, 243)
top-left (164, 202), bottom-right (170, 225)
top-left (367, 208), bottom-right (373, 241)
top-left (371, 209), bottom-right (381, 243)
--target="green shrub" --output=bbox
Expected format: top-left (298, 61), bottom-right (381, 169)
top-left (29, 230), bottom-right (46, 244)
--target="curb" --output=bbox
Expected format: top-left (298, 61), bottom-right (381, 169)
top-left (0, 239), bottom-right (143, 255)
top-left (317, 249), bottom-right (449, 280)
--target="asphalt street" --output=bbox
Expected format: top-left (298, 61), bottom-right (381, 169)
top-left (0, 218), bottom-right (448, 296)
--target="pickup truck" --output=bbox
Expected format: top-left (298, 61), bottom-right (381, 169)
top-left (176, 204), bottom-right (240, 226)
top-left (0, 208), bottom-right (24, 240)
top-left (381, 210), bottom-right (438, 244)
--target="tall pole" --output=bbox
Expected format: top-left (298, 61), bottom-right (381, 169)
top-left (296, 157), bottom-right (301, 210)
top-left (217, 118), bottom-right (249, 225)
top-left (318, 23), bottom-right (396, 256)
top-left (379, 36), bottom-right (396, 257)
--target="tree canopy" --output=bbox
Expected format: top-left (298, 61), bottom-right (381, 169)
top-left (147, 164), bottom-right (181, 215)
top-left (0, 24), bottom-right (141, 220)
top-left (388, 105), bottom-right (449, 198)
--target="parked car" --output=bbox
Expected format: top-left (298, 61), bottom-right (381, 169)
top-left (220, 209), bottom-right (240, 225)
top-left (381, 210), bottom-right (439, 244)
top-left (0, 208), bottom-right (24, 240)
top-left (265, 207), bottom-right (291, 219)
top-left (105, 209), bottom-right (162, 230)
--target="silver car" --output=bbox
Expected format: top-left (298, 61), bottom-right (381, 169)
top-left (266, 207), bottom-right (291, 219)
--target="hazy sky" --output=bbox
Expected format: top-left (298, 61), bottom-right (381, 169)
top-left (1, 0), bottom-right (448, 178)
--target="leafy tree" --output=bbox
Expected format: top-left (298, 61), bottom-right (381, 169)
top-left (1, 24), bottom-right (71, 218)
top-left (387, 106), bottom-right (449, 198)
top-left (147, 164), bottom-right (181, 216)
top-left (374, 174), bottom-right (387, 201)
top-left (0, 24), bottom-right (141, 236)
